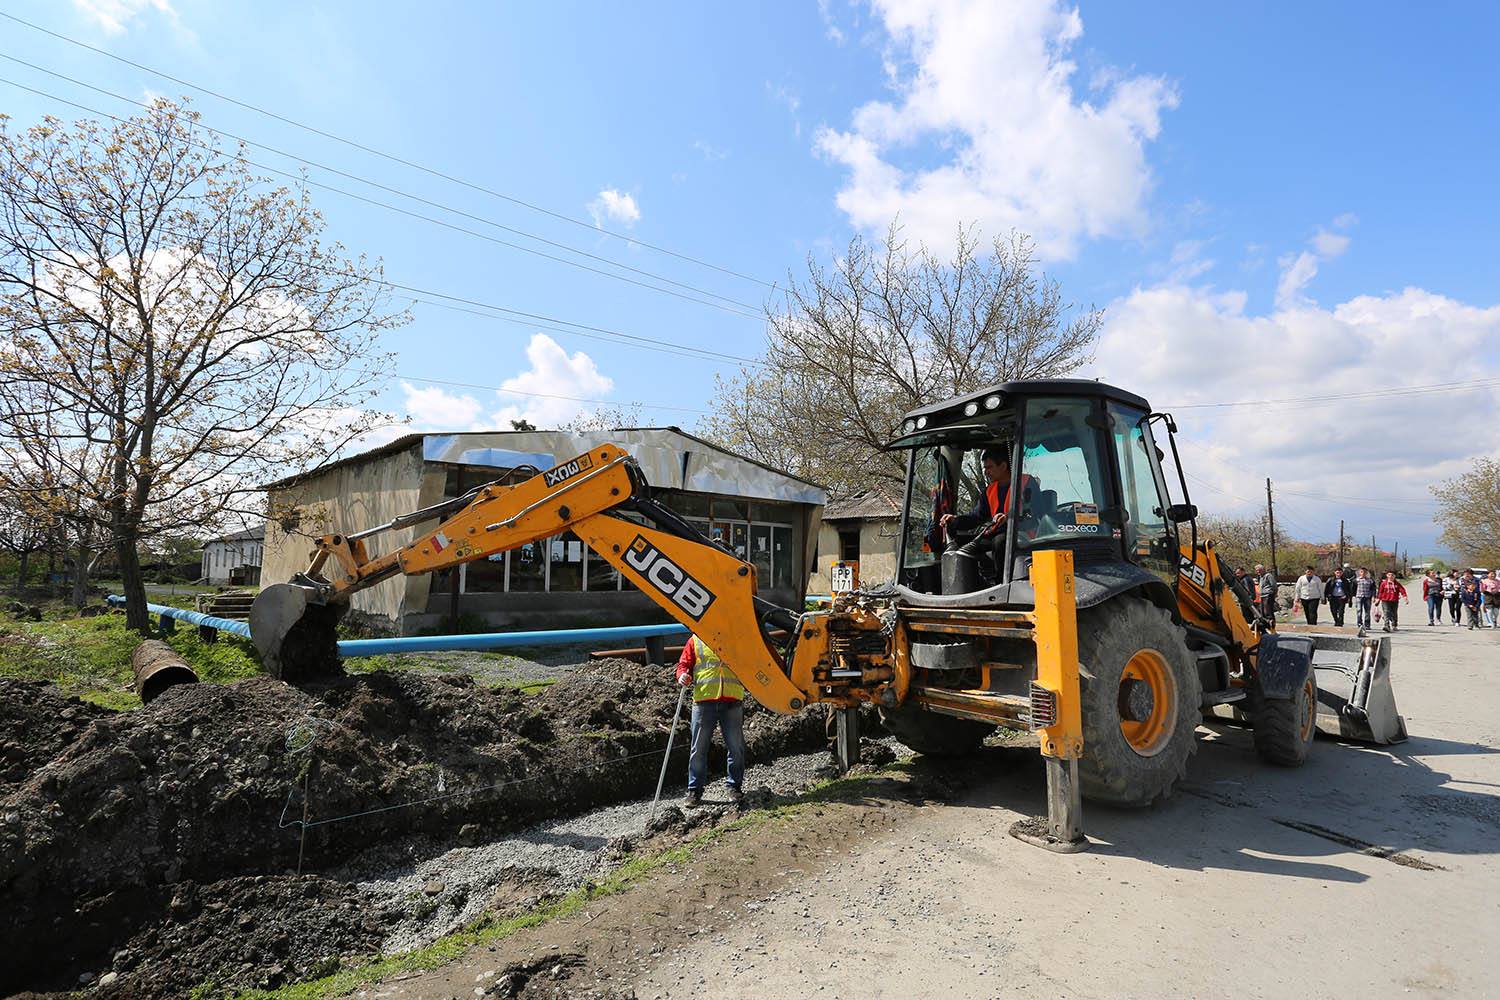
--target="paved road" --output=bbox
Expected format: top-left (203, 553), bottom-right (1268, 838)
top-left (629, 617), bottom-right (1500, 999)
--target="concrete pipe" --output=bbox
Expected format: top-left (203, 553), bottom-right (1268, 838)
top-left (132, 639), bottom-right (200, 703)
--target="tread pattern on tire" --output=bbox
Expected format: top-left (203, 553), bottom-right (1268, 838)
top-left (1076, 598), bottom-right (1201, 807)
top-left (1251, 672), bottom-right (1316, 767)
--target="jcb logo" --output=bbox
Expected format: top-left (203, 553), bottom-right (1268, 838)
top-left (543, 453), bottom-right (594, 488)
top-left (1178, 555), bottom-right (1208, 588)
top-left (625, 535), bottom-right (717, 620)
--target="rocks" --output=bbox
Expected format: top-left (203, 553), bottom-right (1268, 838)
top-left (424, 878), bottom-right (447, 897)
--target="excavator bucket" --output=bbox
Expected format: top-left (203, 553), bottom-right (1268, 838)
top-left (249, 583), bottom-right (346, 683)
top-left (1308, 633), bottom-right (1407, 744)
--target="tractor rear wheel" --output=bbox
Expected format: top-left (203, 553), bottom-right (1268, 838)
top-left (1251, 662), bottom-right (1318, 766)
top-left (879, 701), bottom-right (993, 757)
top-left (1076, 598), bottom-right (1201, 807)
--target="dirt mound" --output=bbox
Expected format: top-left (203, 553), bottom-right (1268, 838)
top-left (0, 681), bottom-right (113, 797)
top-left (0, 661), bottom-right (827, 995)
top-left (96, 875), bottom-right (383, 997)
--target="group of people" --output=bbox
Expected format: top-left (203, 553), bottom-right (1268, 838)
top-left (1421, 568), bottom-right (1500, 629)
top-left (1288, 566), bottom-right (1409, 632)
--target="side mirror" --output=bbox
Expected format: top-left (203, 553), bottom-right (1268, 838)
top-left (1166, 503), bottom-right (1198, 524)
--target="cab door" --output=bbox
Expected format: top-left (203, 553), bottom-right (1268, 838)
top-left (1107, 403), bottom-right (1179, 586)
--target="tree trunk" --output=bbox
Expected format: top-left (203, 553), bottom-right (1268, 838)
top-left (15, 549), bottom-right (28, 596)
top-left (72, 533), bottom-right (92, 609)
top-left (116, 532), bottom-right (150, 633)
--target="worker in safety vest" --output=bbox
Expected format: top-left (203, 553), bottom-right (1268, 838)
top-left (939, 445), bottom-right (1033, 558)
top-left (675, 635), bottom-right (746, 807)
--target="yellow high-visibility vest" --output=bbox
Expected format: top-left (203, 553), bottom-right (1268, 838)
top-left (691, 637), bottom-right (745, 703)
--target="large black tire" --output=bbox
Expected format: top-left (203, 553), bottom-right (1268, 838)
top-left (1077, 599), bottom-right (1201, 807)
top-left (879, 701), bottom-right (993, 757)
top-left (1251, 663), bottom-right (1317, 766)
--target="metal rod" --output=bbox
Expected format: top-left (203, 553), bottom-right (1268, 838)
top-left (652, 685), bottom-right (689, 820)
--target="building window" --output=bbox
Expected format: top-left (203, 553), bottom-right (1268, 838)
top-left (750, 524), bottom-right (772, 583)
top-left (839, 527), bottom-right (860, 563)
top-left (549, 532), bottom-right (584, 591)
top-left (509, 541), bottom-right (546, 591)
top-left (773, 526), bottom-right (794, 589)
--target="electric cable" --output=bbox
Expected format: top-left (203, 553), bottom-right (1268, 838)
top-left (0, 9), bottom-right (776, 289)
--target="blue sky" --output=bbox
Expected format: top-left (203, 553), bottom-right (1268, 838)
top-left (3, 0), bottom-right (1496, 557)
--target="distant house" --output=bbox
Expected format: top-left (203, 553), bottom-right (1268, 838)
top-left (202, 527), bottom-right (264, 586)
top-left (807, 486), bottom-right (903, 594)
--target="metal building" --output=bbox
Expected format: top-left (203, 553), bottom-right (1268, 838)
top-left (260, 428), bottom-right (826, 633)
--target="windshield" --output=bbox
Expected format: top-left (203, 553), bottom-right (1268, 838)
top-left (1016, 398), bottom-right (1110, 548)
top-left (898, 422), bottom-right (1020, 581)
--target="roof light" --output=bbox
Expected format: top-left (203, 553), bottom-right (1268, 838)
top-left (916, 416), bottom-right (928, 429)
top-left (984, 395), bottom-right (1001, 410)
top-left (963, 402), bottom-right (979, 417)
top-left (903, 419), bottom-right (916, 433)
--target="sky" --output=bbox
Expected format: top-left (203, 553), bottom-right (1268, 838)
top-left (2, 0), bottom-right (1497, 557)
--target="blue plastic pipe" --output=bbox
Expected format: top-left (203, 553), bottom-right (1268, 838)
top-left (337, 623), bottom-right (689, 657)
top-left (107, 595), bottom-right (689, 657)
top-left (107, 596), bottom-right (252, 639)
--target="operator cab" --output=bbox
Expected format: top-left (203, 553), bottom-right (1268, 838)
top-left (889, 379), bottom-right (1189, 601)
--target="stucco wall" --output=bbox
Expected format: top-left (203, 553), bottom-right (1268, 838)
top-left (807, 518), bottom-right (900, 592)
top-left (262, 442), bottom-right (427, 622)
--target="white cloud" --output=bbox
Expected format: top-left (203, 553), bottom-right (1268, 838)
top-left (73, 0), bottom-right (183, 35)
top-left (1090, 282), bottom-right (1500, 552)
top-left (492, 334), bottom-right (613, 428)
top-left (400, 382), bottom-right (486, 431)
top-left (587, 189), bottom-right (640, 228)
top-left (396, 336), bottom-right (614, 434)
top-left (818, 0), bottom-right (847, 44)
top-left (767, 81), bottom-right (804, 136)
top-left (817, 0), bottom-right (1177, 258)
top-left (1276, 216), bottom-right (1355, 307)
top-left (693, 140), bottom-right (728, 162)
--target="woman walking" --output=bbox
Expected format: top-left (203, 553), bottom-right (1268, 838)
top-left (1423, 570), bottom-right (1445, 626)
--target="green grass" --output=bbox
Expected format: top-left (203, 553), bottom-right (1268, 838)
top-left (0, 613), bottom-right (261, 709)
top-left (222, 766), bottom-right (910, 1000)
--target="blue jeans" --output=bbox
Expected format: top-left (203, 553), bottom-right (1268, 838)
top-left (1427, 595), bottom-right (1444, 623)
top-left (1355, 596), bottom-right (1373, 627)
top-left (688, 700), bottom-right (745, 792)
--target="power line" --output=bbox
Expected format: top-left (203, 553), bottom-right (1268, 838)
top-left (0, 9), bottom-right (776, 289)
top-left (1163, 375), bottom-right (1500, 411)
top-left (0, 68), bottom-right (765, 320)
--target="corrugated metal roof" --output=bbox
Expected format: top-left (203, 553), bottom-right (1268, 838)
top-left (824, 485), bottom-right (902, 521)
top-left (263, 428), bottom-right (827, 505)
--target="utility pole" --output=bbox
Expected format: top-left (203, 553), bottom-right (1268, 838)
top-left (1265, 478), bottom-right (1278, 577)
top-left (1371, 533), bottom-right (1377, 569)
top-left (1337, 519), bottom-right (1345, 569)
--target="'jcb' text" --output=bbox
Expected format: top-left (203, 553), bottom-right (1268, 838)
top-left (624, 535), bottom-right (717, 620)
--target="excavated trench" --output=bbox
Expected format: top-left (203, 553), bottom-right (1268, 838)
top-left (0, 660), bottom-right (834, 997)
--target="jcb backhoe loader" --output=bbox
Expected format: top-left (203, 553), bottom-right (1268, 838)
top-left (251, 378), bottom-right (1404, 852)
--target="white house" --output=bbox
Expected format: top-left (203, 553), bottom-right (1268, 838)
top-left (201, 526), bottom-right (264, 585)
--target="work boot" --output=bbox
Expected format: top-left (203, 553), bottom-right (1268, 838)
top-left (683, 789), bottom-right (702, 808)
top-left (727, 786), bottom-right (745, 806)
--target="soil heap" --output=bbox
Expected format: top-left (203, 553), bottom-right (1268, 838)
top-left (0, 660), bottom-right (827, 996)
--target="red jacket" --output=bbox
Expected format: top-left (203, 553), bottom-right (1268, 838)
top-left (1422, 577), bottom-right (1441, 601)
top-left (1377, 580), bottom-right (1406, 602)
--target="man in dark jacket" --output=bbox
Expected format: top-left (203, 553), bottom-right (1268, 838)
top-left (938, 446), bottom-right (1033, 560)
top-left (1323, 568), bottom-right (1351, 626)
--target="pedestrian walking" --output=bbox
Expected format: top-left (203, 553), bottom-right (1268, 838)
top-left (1377, 572), bottom-right (1408, 632)
top-left (1256, 563), bottom-right (1279, 625)
top-left (675, 634), bottom-right (746, 806)
top-left (1294, 565), bottom-right (1324, 625)
top-left (1444, 570), bottom-right (1461, 625)
top-left (1323, 568), bottom-right (1352, 626)
top-left (1422, 570), bottom-right (1445, 626)
top-left (1460, 574), bottom-right (1483, 630)
top-left (1353, 567), bottom-right (1376, 630)
top-left (1482, 570), bottom-right (1500, 628)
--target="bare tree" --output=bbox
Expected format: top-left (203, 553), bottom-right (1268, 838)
top-left (702, 225), bottom-right (1101, 495)
top-left (0, 499), bottom-right (50, 596)
top-left (563, 403), bottom-right (646, 433)
top-left (0, 101), bottom-right (406, 631)
top-left (1433, 457), bottom-right (1500, 567)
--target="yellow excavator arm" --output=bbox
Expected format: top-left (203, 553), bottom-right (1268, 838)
top-left (252, 445), bottom-right (826, 710)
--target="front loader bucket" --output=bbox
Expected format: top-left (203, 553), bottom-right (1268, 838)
top-left (1308, 634), bottom-right (1407, 744)
top-left (249, 583), bottom-right (346, 683)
